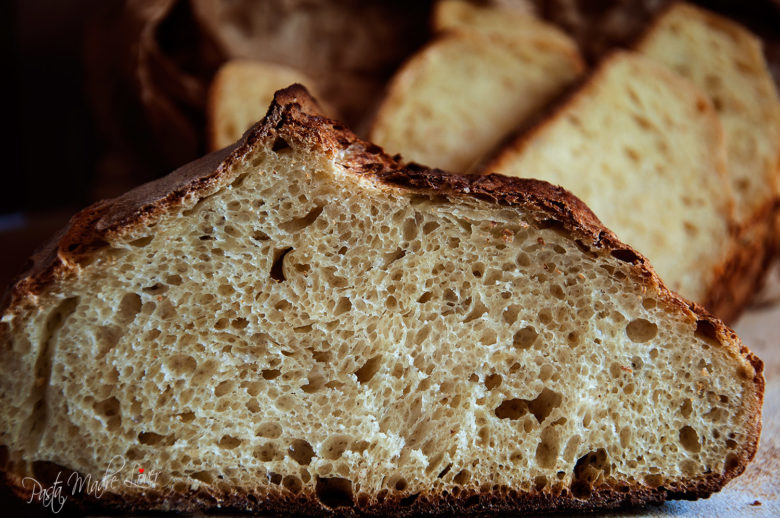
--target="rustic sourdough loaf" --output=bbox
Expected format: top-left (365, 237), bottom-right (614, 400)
top-left (207, 59), bottom-right (331, 151)
top-left (0, 86), bottom-right (763, 515)
top-left (636, 2), bottom-right (780, 321)
top-left (484, 51), bottom-right (736, 314)
top-left (369, 29), bottom-right (584, 172)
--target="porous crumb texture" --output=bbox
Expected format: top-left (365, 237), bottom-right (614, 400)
top-left (638, 2), bottom-right (780, 224)
top-left (369, 30), bottom-right (583, 172)
top-left (486, 52), bottom-right (733, 304)
top-left (0, 126), bottom-right (759, 514)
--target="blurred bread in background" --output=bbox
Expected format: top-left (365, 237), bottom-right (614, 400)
top-left (369, 28), bottom-right (584, 172)
top-left (636, 2), bottom-right (780, 320)
top-left (483, 50), bottom-right (736, 314)
top-left (207, 60), bottom-right (333, 151)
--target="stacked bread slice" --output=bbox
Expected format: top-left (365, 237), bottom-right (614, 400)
top-left (207, 59), bottom-right (330, 151)
top-left (0, 86), bottom-right (763, 515)
top-left (431, 0), bottom-right (573, 50)
top-left (369, 4), bottom-right (584, 172)
top-left (483, 51), bottom-right (735, 310)
top-left (635, 2), bottom-right (780, 321)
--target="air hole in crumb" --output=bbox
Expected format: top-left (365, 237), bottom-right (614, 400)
top-left (270, 247), bottom-right (293, 282)
top-left (681, 399), bottom-right (693, 419)
top-left (272, 137), bottom-right (290, 151)
top-left (118, 293), bottom-right (142, 322)
top-left (334, 297), bottom-right (352, 316)
top-left (422, 221), bottom-right (439, 234)
top-left (417, 291), bottom-right (433, 304)
top-left (138, 432), bottom-right (166, 445)
top-left (218, 435), bottom-right (242, 449)
top-left (166, 354), bottom-right (197, 375)
top-left (393, 476), bottom-right (408, 491)
top-left (315, 477), bottom-right (353, 508)
top-left (626, 319), bottom-right (657, 342)
top-left (280, 206), bottom-right (324, 233)
top-left (695, 320), bottom-right (719, 344)
top-left (438, 463), bottom-right (452, 478)
top-left (191, 471), bottom-right (214, 484)
top-left (382, 248), bottom-right (406, 268)
top-left (571, 449), bottom-right (610, 499)
top-left (610, 249), bottom-right (639, 263)
top-left (355, 356), bottom-right (382, 383)
top-left (679, 426), bottom-right (700, 452)
top-left (725, 453), bottom-right (740, 472)
top-left (453, 470), bottom-right (470, 485)
top-left (484, 374), bottom-right (502, 390)
top-left (289, 439), bottom-right (315, 465)
top-left (262, 369), bottom-right (281, 380)
top-left (322, 435), bottom-right (351, 460)
top-left (254, 443), bottom-right (279, 462)
top-left (513, 326), bottom-right (538, 349)
top-left (129, 236), bottom-right (153, 247)
top-left (535, 427), bottom-right (561, 469)
top-left (283, 475), bottom-right (302, 493)
top-left (463, 299), bottom-right (488, 323)
top-left (252, 230), bottom-right (270, 242)
top-left (256, 422), bottom-right (282, 438)
top-left (214, 380), bottom-right (233, 397)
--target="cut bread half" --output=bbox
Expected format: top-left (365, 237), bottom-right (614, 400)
top-left (483, 51), bottom-right (736, 314)
top-left (207, 59), bottom-right (332, 151)
top-left (432, 0), bottom-right (578, 55)
top-left (636, 2), bottom-right (780, 321)
top-left (0, 86), bottom-right (763, 516)
top-left (369, 30), bottom-right (584, 172)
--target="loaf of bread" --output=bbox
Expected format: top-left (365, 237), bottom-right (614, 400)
top-left (636, 2), bottom-right (780, 321)
top-left (369, 28), bottom-right (584, 172)
top-left (0, 86), bottom-right (763, 515)
top-left (484, 51), bottom-right (736, 315)
top-left (207, 59), bottom-right (330, 151)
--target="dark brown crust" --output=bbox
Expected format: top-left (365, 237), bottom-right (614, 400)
top-left (0, 85), bottom-right (764, 515)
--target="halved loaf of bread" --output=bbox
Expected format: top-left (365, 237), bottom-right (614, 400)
top-left (0, 86), bottom-right (763, 516)
top-left (483, 51), bottom-right (736, 314)
top-left (369, 29), bottom-right (584, 172)
top-left (207, 59), bottom-right (331, 151)
top-left (432, 0), bottom-right (576, 53)
top-left (636, 2), bottom-right (780, 321)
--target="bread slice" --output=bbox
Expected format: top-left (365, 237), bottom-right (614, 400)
top-left (207, 59), bottom-right (331, 151)
top-left (369, 30), bottom-right (584, 172)
top-left (636, 2), bottom-right (780, 321)
top-left (484, 51), bottom-right (736, 312)
top-left (431, 0), bottom-right (577, 54)
top-left (0, 86), bottom-right (762, 515)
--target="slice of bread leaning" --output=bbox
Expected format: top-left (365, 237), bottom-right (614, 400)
top-left (369, 29), bottom-right (584, 172)
top-left (483, 51), bottom-right (736, 315)
top-left (636, 2), bottom-right (780, 321)
top-left (0, 86), bottom-right (763, 515)
top-left (431, 0), bottom-right (576, 54)
top-left (207, 59), bottom-right (332, 151)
